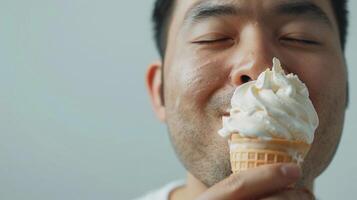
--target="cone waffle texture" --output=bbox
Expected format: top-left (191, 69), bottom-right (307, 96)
top-left (230, 134), bottom-right (310, 174)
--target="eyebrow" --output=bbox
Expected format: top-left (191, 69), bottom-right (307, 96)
top-left (185, 4), bottom-right (240, 23)
top-left (275, 1), bottom-right (332, 27)
top-left (183, 0), bottom-right (332, 28)
top-left (183, 1), bottom-right (241, 24)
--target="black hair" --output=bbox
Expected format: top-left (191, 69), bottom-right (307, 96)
top-left (152, 0), bottom-right (176, 59)
top-left (152, 0), bottom-right (349, 58)
top-left (331, 0), bottom-right (349, 50)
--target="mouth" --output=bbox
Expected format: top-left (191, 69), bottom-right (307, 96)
top-left (222, 112), bottom-right (230, 117)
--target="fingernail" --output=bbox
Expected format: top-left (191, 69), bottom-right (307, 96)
top-left (281, 164), bottom-right (301, 179)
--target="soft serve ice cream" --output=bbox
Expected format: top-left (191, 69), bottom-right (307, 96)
top-left (219, 57), bottom-right (319, 144)
top-left (219, 57), bottom-right (320, 174)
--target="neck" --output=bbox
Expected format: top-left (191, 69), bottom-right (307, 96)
top-left (170, 172), bottom-right (315, 200)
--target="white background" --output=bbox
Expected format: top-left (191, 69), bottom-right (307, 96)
top-left (0, 1), bottom-right (355, 199)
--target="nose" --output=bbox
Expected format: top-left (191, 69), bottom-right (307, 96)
top-left (229, 25), bottom-right (277, 86)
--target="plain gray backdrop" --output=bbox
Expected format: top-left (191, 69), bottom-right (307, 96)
top-left (0, 0), bottom-right (356, 199)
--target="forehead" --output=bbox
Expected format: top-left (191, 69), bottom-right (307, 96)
top-left (169, 0), bottom-right (336, 29)
top-left (174, 0), bottom-right (332, 15)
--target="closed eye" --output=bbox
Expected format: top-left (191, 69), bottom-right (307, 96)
top-left (192, 38), bottom-right (233, 45)
top-left (280, 37), bottom-right (320, 45)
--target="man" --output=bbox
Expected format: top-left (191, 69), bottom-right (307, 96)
top-left (140, 0), bottom-right (349, 199)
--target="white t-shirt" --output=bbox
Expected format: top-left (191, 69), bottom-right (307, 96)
top-left (134, 180), bottom-right (185, 200)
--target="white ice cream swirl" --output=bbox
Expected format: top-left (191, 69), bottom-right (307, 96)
top-left (218, 58), bottom-right (319, 144)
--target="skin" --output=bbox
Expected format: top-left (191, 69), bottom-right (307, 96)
top-left (146, 0), bottom-right (347, 199)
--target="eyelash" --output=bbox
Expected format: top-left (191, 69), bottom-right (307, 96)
top-left (192, 37), bottom-right (320, 46)
top-left (280, 37), bottom-right (320, 45)
top-left (192, 38), bottom-right (233, 44)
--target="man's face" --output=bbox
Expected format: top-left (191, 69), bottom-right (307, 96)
top-left (162, 0), bottom-right (347, 186)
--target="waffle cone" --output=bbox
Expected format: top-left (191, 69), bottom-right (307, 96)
top-left (230, 134), bottom-right (310, 174)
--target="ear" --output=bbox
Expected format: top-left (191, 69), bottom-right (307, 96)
top-left (146, 61), bottom-right (166, 122)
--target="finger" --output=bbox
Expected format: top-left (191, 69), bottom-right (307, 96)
top-left (197, 163), bottom-right (301, 200)
top-left (260, 188), bottom-right (315, 200)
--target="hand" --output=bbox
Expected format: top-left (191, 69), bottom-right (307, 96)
top-left (196, 163), bottom-right (315, 200)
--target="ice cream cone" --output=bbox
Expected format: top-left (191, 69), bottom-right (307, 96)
top-left (229, 134), bottom-right (310, 174)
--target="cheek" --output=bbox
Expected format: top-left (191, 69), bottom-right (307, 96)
top-left (286, 53), bottom-right (346, 120)
top-left (165, 54), bottom-right (230, 112)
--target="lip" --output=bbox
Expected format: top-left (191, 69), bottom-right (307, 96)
top-left (222, 112), bottom-right (230, 117)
